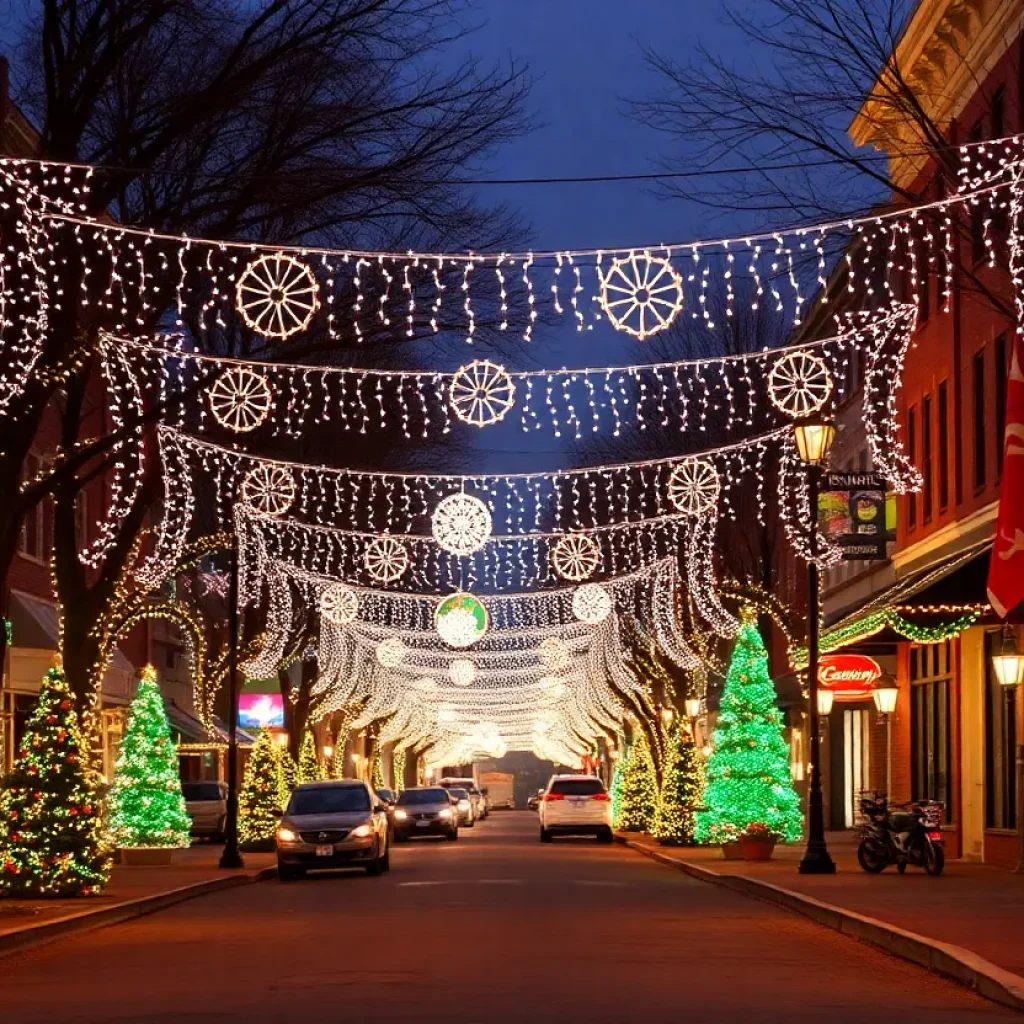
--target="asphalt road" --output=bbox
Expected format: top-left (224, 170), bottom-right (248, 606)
top-left (3, 812), bottom-right (1016, 1023)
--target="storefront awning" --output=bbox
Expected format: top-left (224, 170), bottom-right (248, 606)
top-left (166, 699), bottom-right (254, 747)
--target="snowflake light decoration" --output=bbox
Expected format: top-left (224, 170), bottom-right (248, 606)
top-left (319, 583), bottom-right (358, 625)
top-left (208, 367), bottom-right (273, 433)
top-left (432, 493), bottom-right (492, 555)
top-left (767, 350), bottom-right (833, 418)
top-left (240, 464), bottom-right (296, 517)
top-left (598, 251), bottom-right (683, 340)
top-left (363, 536), bottom-right (409, 584)
top-left (415, 677), bottom-right (437, 693)
top-left (376, 637), bottom-right (406, 668)
top-left (449, 658), bottom-right (477, 687)
top-left (435, 592), bottom-right (489, 648)
top-left (235, 252), bottom-right (320, 340)
top-left (538, 637), bottom-right (569, 672)
top-left (572, 583), bottom-right (612, 624)
top-left (667, 457), bottom-right (720, 517)
top-left (551, 534), bottom-right (601, 581)
top-left (449, 360), bottom-right (516, 427)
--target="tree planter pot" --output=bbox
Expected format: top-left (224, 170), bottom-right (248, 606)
top-left (721, 841), bottom-right (744, 860)
top-left (120, 847), bottom-right (175, 866)
top-left (738, 836), bottom-right (777, 861)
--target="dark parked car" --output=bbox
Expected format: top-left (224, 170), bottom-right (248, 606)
top-left (392, 787), bottom-right (458, 842)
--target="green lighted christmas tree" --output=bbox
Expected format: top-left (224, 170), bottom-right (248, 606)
top-left (0, 658), bottom-right (110, 896)
top-left (297, 729), bottom-right (321, 783)
top-left (654, 725), bottom-right (704, 846)
top-left (609, 755), bottom-right (625, 825)
top-left (616, 731), bottom-right (658, 832)
top-left (107, 666), bottom-right (191, 849)
top-left (240, 729), bottom-right (279, 850)
top-left (695, 617), bottom-right (802, 844)
top-left (277, 743), bottom-right (298, 807)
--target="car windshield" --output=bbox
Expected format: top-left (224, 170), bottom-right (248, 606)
top-left (397, 788), bottom-right (448, 806)
top-left (288, 786), bottom-right (370, 815)
top-left (449, 788), bottom-right (469, 800)
top-left (182, 782), bottom-right (222, 801)
top-left (549, 779), bottom-right (606, 797)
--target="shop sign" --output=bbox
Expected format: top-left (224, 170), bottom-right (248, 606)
top-left (818, 653), bottom-right (881, 698)
top-left (818, 473), bottom-right (895, 562)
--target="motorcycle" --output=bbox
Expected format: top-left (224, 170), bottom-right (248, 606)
top-left (856, 793), bottom-right (945, 876)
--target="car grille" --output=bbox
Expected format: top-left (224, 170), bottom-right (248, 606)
top-left (299, 829), bottom-right (350, 844)
top-left (411, 812), bottom-right (438, 821)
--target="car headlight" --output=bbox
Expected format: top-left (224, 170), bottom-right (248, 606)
top-left (351, 823), bottom-right (373, 838)
top-left (438, 808), bottom-right (453, 819)
top-left (394, 809), bottom-right (408, 821)
top-left (458, 799), bottom-right (470, 811)
top-left (276, 826), bottom-right (298, 843)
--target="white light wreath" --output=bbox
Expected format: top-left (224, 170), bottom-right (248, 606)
top-left (667, 457), bottom-right (720, 517)
top-left (319, 583), bottom-right (359, 625)
top-left (432, 493), bottom-right (492, 555)
top-left (598, 251), bottom-right (683, 340)
top-left (449, 360), bottom-right (516, 427)
top-left (363, 535), bottom-right (409, 584)
top-left (240, 464), bottom-right (296, 517)
top-left (767, 350), bottom-right (833, 418)
top-left (551, 533), bottom-right (601, 581)
top-left (208, 367), bottom-right (273, 433)
top-left (235, 252), bottom-right (320, 340)
top-left (572, 583), bottom-right (612, 624)
top-left (538, 636), bottom-right (569, 672)
top-left (449, 658), bottom-right (477, 687)
top-left (376, 636), bottom-right (406, 668)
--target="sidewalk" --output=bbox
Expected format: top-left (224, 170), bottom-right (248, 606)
top-left (0, 844), bottom-right (275, 954)
top-left (619, 830), bottom-right (1024, 1009)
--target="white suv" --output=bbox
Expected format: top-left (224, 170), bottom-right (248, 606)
top-left (538, 775), bottom-right (613, 843)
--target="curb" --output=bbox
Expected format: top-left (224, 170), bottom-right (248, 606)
top-left (0, 866), bottom-right (276, 958)
top-left (617, 836), bottom-right (1024, 1014)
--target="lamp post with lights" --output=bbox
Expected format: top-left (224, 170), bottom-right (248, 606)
top-left (872, 675), bottom-right (899, 802)
top-left (794, 413), bottom-right (837, 875)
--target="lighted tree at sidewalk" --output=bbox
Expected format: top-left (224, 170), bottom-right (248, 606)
top-left (277, 744), bottom-right (299, 808)
top-left (240, 729), bottom-right (280, 851)
top-left (616, 731), bottom-right (658, 833)
top-left (0, 658), bottom-right (110, 896)
top-left (298, 730), bottom-right (322, 784)
top-left (107, 666), bottom-right (191, 850)
top-left (654, 725), bottom-right (703, 846)
top-left (695, 617), bottom-right (802, 844)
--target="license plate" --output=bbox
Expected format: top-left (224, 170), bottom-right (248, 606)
top-left (315, 844), bottom-right (333, 857)
top-left (416, 820), bottom-right (431, 828)
top-left (570, 798), bottom-right (585, 806)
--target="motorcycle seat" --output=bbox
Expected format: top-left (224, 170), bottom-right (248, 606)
top-left (889, 812), bottom-right (917, 831)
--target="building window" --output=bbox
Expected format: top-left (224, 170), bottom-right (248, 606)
top-left (922, 393), bottom-right (933, 521)
top-left (996, 334), bottom-right (1008, 475)
top-left (985, 630), bottom-right (1017, 830)
top-left (910, 642), bottom-right (952, 814)
top-left (907, 405), bottom-right (917, 529)
top-left (974, 349), bottom-right (987, 489)
top-left (938, 381), bottom-right (949, 511)
top-left (18, 453), bottom-right (47, 562)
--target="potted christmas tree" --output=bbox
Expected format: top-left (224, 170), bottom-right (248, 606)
top-left (695, 612), bottom-right (802, 859)
top-left (0, 656), bottom-right (111, 896)
top-left (107, 665), bottom-right (192, 865)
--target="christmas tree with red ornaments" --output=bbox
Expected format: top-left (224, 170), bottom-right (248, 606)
top-left (0, 657), bottom-right (110, 896)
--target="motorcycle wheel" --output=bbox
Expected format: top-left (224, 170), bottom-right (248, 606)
top-left (924, 842), bottom-right (945, 876)
top-left (856, 839), bottom-right (888, 873)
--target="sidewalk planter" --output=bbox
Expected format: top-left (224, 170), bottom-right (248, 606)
top-left (120, 847), bottom-right (175, 866)
top-left (738, 835), bottom-right (777, 861)
top-left (721, 841), bottom-right (744, 860)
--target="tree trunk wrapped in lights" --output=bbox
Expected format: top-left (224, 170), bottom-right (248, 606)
top-left (695, 619), bottom-right (802, 845)
top-left (297, 729), bottom-right (322, 784)
top-left (654, 725), bottom-right (704, 846)
top-left (240, 729), bottom-right (280, 851)
top-left (0, 658), bottom-right (110, 896)
top-left (107, 665), bottom-right (191, 850)
top-left (616, 732), bottom-right (658, 833)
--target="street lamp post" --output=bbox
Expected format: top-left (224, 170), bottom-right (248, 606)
top-left (795, 414), bottom-right (836, 875)
top-left (872, 675), bottom-right (899, 801)
top-left (219, 534), bottom-right (244, 869)
top-left (991, 626), bottom-right (1024, 873)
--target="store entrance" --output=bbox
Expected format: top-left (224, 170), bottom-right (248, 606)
top-left (842, 708), bottom-right (872, 828)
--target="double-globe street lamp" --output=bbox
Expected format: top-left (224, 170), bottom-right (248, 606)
top-left (794, 412), bottom-right (837, 875)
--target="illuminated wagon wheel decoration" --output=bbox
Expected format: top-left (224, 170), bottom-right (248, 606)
top-left (240, 464), bottom-right (296, 517)
top-left (435, 592), bottom-right (489, 648)
top-left (667, 457), bottom-right (720, 517)
top-left (598, 252), bottom-right (683, 340)
top-left (319, 583), bottom-right (359, 626)
top-left (572, 583), bottom-right (612, 624)
top-left (551, 533), bottom-right (601, 581)
top-left (767, 350), bottom-right (833, 418)
top-left (449, 360), bottom-right (516, 427)
top-left (363, 535), bottom-right (409, 584)
top-left (235, 252), bottom-right (320, 340)
top-left (208, 367), bottom-right (273, 433)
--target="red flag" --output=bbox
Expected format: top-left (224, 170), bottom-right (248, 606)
top-left (988, 333), bottom-right (1024, 617)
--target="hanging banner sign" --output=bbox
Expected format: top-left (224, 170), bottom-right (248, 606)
top-left (818, 654), bottom-right (882, 698)
top-left (818, 473), bottom-right (895, 562)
